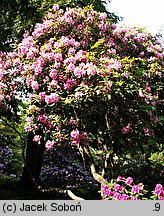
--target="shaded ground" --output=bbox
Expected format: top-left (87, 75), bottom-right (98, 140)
top-left (0, 180), bottom-right (70, 200)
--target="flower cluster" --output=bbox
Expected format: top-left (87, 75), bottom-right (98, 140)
top-left (101, 176), bottom-right (164, 200)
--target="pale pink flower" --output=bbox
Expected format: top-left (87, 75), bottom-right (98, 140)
top-left (31, 80), bottom-right (39, 90)
top-left (27, 51), bottom-right (34, 59)
top-left (52, 4), bottom-right (59, 11)
top-left (24, 124), bottom-right (31, 132)
top-left (75, 91), bottom-right (83, 99)
top-left (33, 135), bottom-right (41, 142)
top-left (49, 69), bottom-right (58, 80)
top-left (67, 63), bottom-right (75, 72)
top-left (39, 92), bottom-right (46, 100)
top-left (45, 140), bottom-right (54, 150)
top-left (26, 116), bottom-right (33, 123)
top-left (70, 129), bottom-right (80, 145)
top-left (99, 12), bottom-right (107, 21)
top-left (45, 93), bottom-right (59, 104)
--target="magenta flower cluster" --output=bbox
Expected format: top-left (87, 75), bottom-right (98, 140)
top-left (101, 176), bottom-right (164, 200)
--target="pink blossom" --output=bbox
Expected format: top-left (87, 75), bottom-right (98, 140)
top-left (45, 93), bottom-right (60, 104)
top-left (31, 80), bottom-right (39, 90)
top-left (74, 67), bottom-right (85, 77)
top-left (99, 12), bottom-right (107, 21)
top-left (131, 197), bottom-right (138, 200)
top-left (126, 177), bottom-right (133, 185)
top-left (114, 184), bottom-right (121, 191)
top-left (104, 188), bottom-right (113, 197)
top-left (158, 197), bottom-right (164, 200)
top-left (117, 176), bottom-right (126, 182)
top-left (54, 52), bottom-right (63, 62)
top-left (49, 69), bottom-right (58, 80)
top-left (38, 114), bottom-right (47, 123)
top-left (27, 51), bottom-right (34, 59)
top-left (52, 4), bottom-right (59, 11)
top-left (67, 63), bottom-right (75, 72)
top-left (143, 127), bottom-right (153, 136)
top-left (155, 184), bottom-right (163, 197)
top-left (75, 91), bottom-right (83, 99)
top-left (70, 129), bottom-right (80, 145)
top-left (24, 124), bottom-right (31, 132)
top-left (121, 194), bottom-right (129, 200)
top-left (121, 123), bottom-right (131, 134)
top-left (113, 192), bottom-right (121, 200)
top-left (132, 185), bottom-right (142, 194)
top-left (33, 135), bottom-right (41, 142)
top-left (39, 92), bottom-right (46, 100)
top-left (26, 116), bottom-right (33, 123)
top-left (68, 47), bottom-right (76, 55)
top-left (45, 140), bottom-right (54, 150)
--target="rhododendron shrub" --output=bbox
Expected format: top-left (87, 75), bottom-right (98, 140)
top-left (0, 4), bottom-right (163, 196)
top-left (101, 177), bottom-right (164, 200)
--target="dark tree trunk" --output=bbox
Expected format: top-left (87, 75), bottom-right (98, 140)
top-left (20, 131), bottom-right (45, 190)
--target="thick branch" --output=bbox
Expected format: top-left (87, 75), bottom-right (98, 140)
top-left (83, 146), bottom-right (107, 185)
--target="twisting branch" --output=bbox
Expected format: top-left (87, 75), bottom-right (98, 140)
top-left (0, 117), bottom-right (25, 143)
top-left (83, 146), bottom-right (108, 185)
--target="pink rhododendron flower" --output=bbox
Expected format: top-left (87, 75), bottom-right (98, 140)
top-left (114, 184), bottom-right (121, 191)
top-left (24, 124), bottom-right (31, 132)
top-left (131, 197), bottom-right (138, 200)
top-left (99, 12), bottom-right (107, 21)
top-left (75, 91), bottom-right (83, 99)
top-left (121, 194), bottom-right (129, 200)
top-left (126, 177), bottom-right (133, 185)
top-left (70, 129), bottom-right (80, 145)
top-left (26, 116), bottom-right (33, 123)
top-left (33, 135), bottom-right (41, 142)
top-left (31, 80), bottom-right (39, 90)
top-left (122, 123), bottom-right (131, 134)
top-left (113, 192), bottom-right (121, 200)
top-left (45, 93), bottom-right (60, 104)
top-left (38, 115), bottom-right (47, 123)
top-left (39, 92), bottom-right (46, 100)
top-left (117, 176), bottom-right (126, 182)
top-left (155, 184), bottom-right (163, 197)
top-left (132, 185), bottom-right (142, 194)
top-left (45, 140), bottom-right (54, 150)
